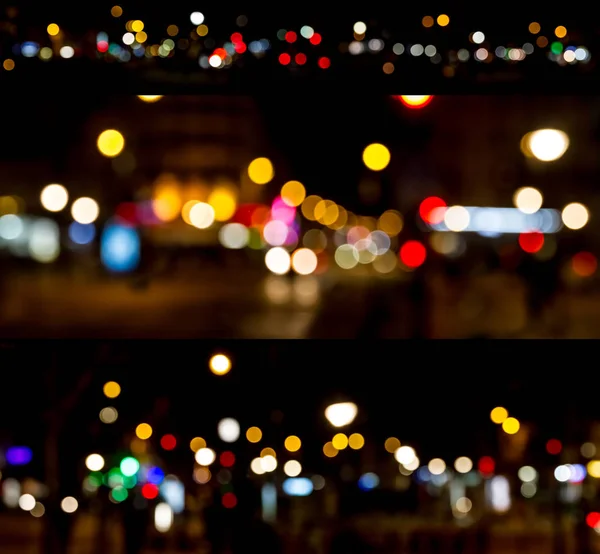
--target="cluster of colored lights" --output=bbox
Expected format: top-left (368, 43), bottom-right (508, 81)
top-left (277, 27), bottom-right (328, 68)
top-left (0, 9), bottom-right (591, 75)
top-left (5, 382), bottom-right (600, 522)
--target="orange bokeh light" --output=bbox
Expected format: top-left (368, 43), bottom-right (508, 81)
top-left (572, 252), bottom-right (598, 277)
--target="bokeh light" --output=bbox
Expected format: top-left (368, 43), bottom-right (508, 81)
top-left (210, 354), bottom-right (232, 376)
top-left (72, 198), bottom-right (99, 224)
top-left (397, 95), bottom-right (434, 109)
top-left (502, 417), bottom-right (520, 435)
top-left (400, 241), bottom-right (426, 268)
top-left (284, 436), bottom-right (302, 452)
top-left (246, 427), bottom-right (262, 443)
top-left (136, 423), bottom-right (153, 440)
top-left (522, 129), bottom-right (569, 162)
top-left (490, 407), bottom-right (508, 424)
top-left (562, 202), bottom-right (589, 230)
top-left (40, 184), bottom-right (68, 212)
top-left (281, 181), bottom-right (306, 207)
top-left (97, 129), bottom-right (125, 158)
top-left (248, 157), bottom-right (274, 185)
top-left (362, 143), bottom-right (391, 171)
top-left (513, 187), bottom-right (543, 214)
top-left (137, 95), bottom-right (163, 103)
top-left (103, 381), bottom-right (121, 398)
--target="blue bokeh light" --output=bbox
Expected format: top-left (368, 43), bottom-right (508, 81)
top-left (147, 466), bottom-right (165, 485)
top-left (358, 472), bottom-right (380, 491)
top-left (69, 222), bottom-right (96, 245)
top-left (100, 224), bottom-right (141, 272)
top-left (282, 477), bottom-right (313, 497)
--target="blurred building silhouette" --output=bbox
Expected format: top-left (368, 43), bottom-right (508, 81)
top-left (425, 96), bottom-right (600, 209)
top-left (75, 95), bottom-right (271, 201)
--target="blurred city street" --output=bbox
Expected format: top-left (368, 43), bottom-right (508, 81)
top-left (1, 265), bottom-right (599, 338)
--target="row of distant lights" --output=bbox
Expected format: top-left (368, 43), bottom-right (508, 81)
top-left (346, 20), bottom-right (590, 66)
top-left (3, 14), bottom-right (590, 71)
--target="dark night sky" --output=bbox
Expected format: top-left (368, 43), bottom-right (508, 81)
top-left (5, 3), bottom-right (592, 62)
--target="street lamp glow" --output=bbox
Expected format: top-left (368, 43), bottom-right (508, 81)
top-left (137, 95), bottom-right (163, 103)
top-left (324, 402), bottom-right (358, 427)
top-left (522, 129), bottom-right (569, 162)
top-left (209, 354), bottom-right (231, 375)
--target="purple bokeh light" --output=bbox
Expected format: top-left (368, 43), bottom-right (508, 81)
top-left (6, 446), bottom-right (32, 466)
top-left (271, 197), bottom-right (296, 225)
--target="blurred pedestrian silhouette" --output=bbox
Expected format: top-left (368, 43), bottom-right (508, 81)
top-left (409, 269), bottom-right (429, 339)
top-left (475, 520), bottom-right (491, 554)
top-left (517, 255), bottom-right (561, 324)
top-left (122, 496), bottom-right (150, 554)
top-left (43, 502), bottom-right (74, 554)
top-left (204, 494), bottom-right (228, 554)
top-left (228, 483), bottom-right (282, 554)
top-left (205, 484), bottom-right (282, 554)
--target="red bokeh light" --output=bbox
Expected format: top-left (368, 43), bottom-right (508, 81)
top-left (419, 197), bottom-right (446, 224)
top-left (231, 32), bottom-right (242, 43)
top-left (518, 232), bottom-right (544, 254)
top-left (285, 31), bottom-right (297, 43)
top-left (214, 48), bottom-right (227, 60)
top-left (220, 451), bottom-right (235, 467)
top-left (546, 439), bottom-right (562, 455)
top-left (231, 204), bottom-right (264, 227)
top-left (478, 456), bottom-right (495, 475)
top-left (295, 53), bottom-right (307, 65)
top-left (279, 53), bottom-right (291, 65)
top-left (141, 483), bottom-right (159, 500)
top-left (587, 512), bottom-right (600, 528)
top-left (396, 95), bottom-right (434, 109)
top-left (234, 42), bottom-right (246, 54)
top-left (318, 56), bottom-right (330, 69)
top-left (309, 33), bottom-right (322, 45)
top-left (97, 41), bottom-right (109, 53)
top-left (222, 492), bottom-right (237, 509)
top-left (400, 241), bottom-right (427, 268)
top-left (160, 434), bottom-right (177, 451)
top-left (116, 203), bottom-right (139, 226)
top-left (572, 252), bottom-right (598, 277)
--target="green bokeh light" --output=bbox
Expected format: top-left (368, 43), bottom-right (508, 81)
top-left (111, 485), bottom-right (128, 502)
top-left (120, 456), bottom-right (140, 477)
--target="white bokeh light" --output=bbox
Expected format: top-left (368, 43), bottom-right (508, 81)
top-left (265, 247), bottom-right (291, 275)
top-left (195, 448), bottom-right (216, 466)
top-left (395, 446), bottom-right (417, 465)
top-left (217, 418), bottom-right (240, 443)
top-left (190, 12), bottom-right (205, 25)
top-left (513, 187), bottom-right (543, 214)
top-left (324, 402), bottom-right (358, 427)
top-left (444, 206), bottom-right (470, 232)
top-left (71, 197), bottom-right (99, 224)
top-left (40, 184), bottom-right (69, 212)
top-left (526, 129), bottom-right (569, 162)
